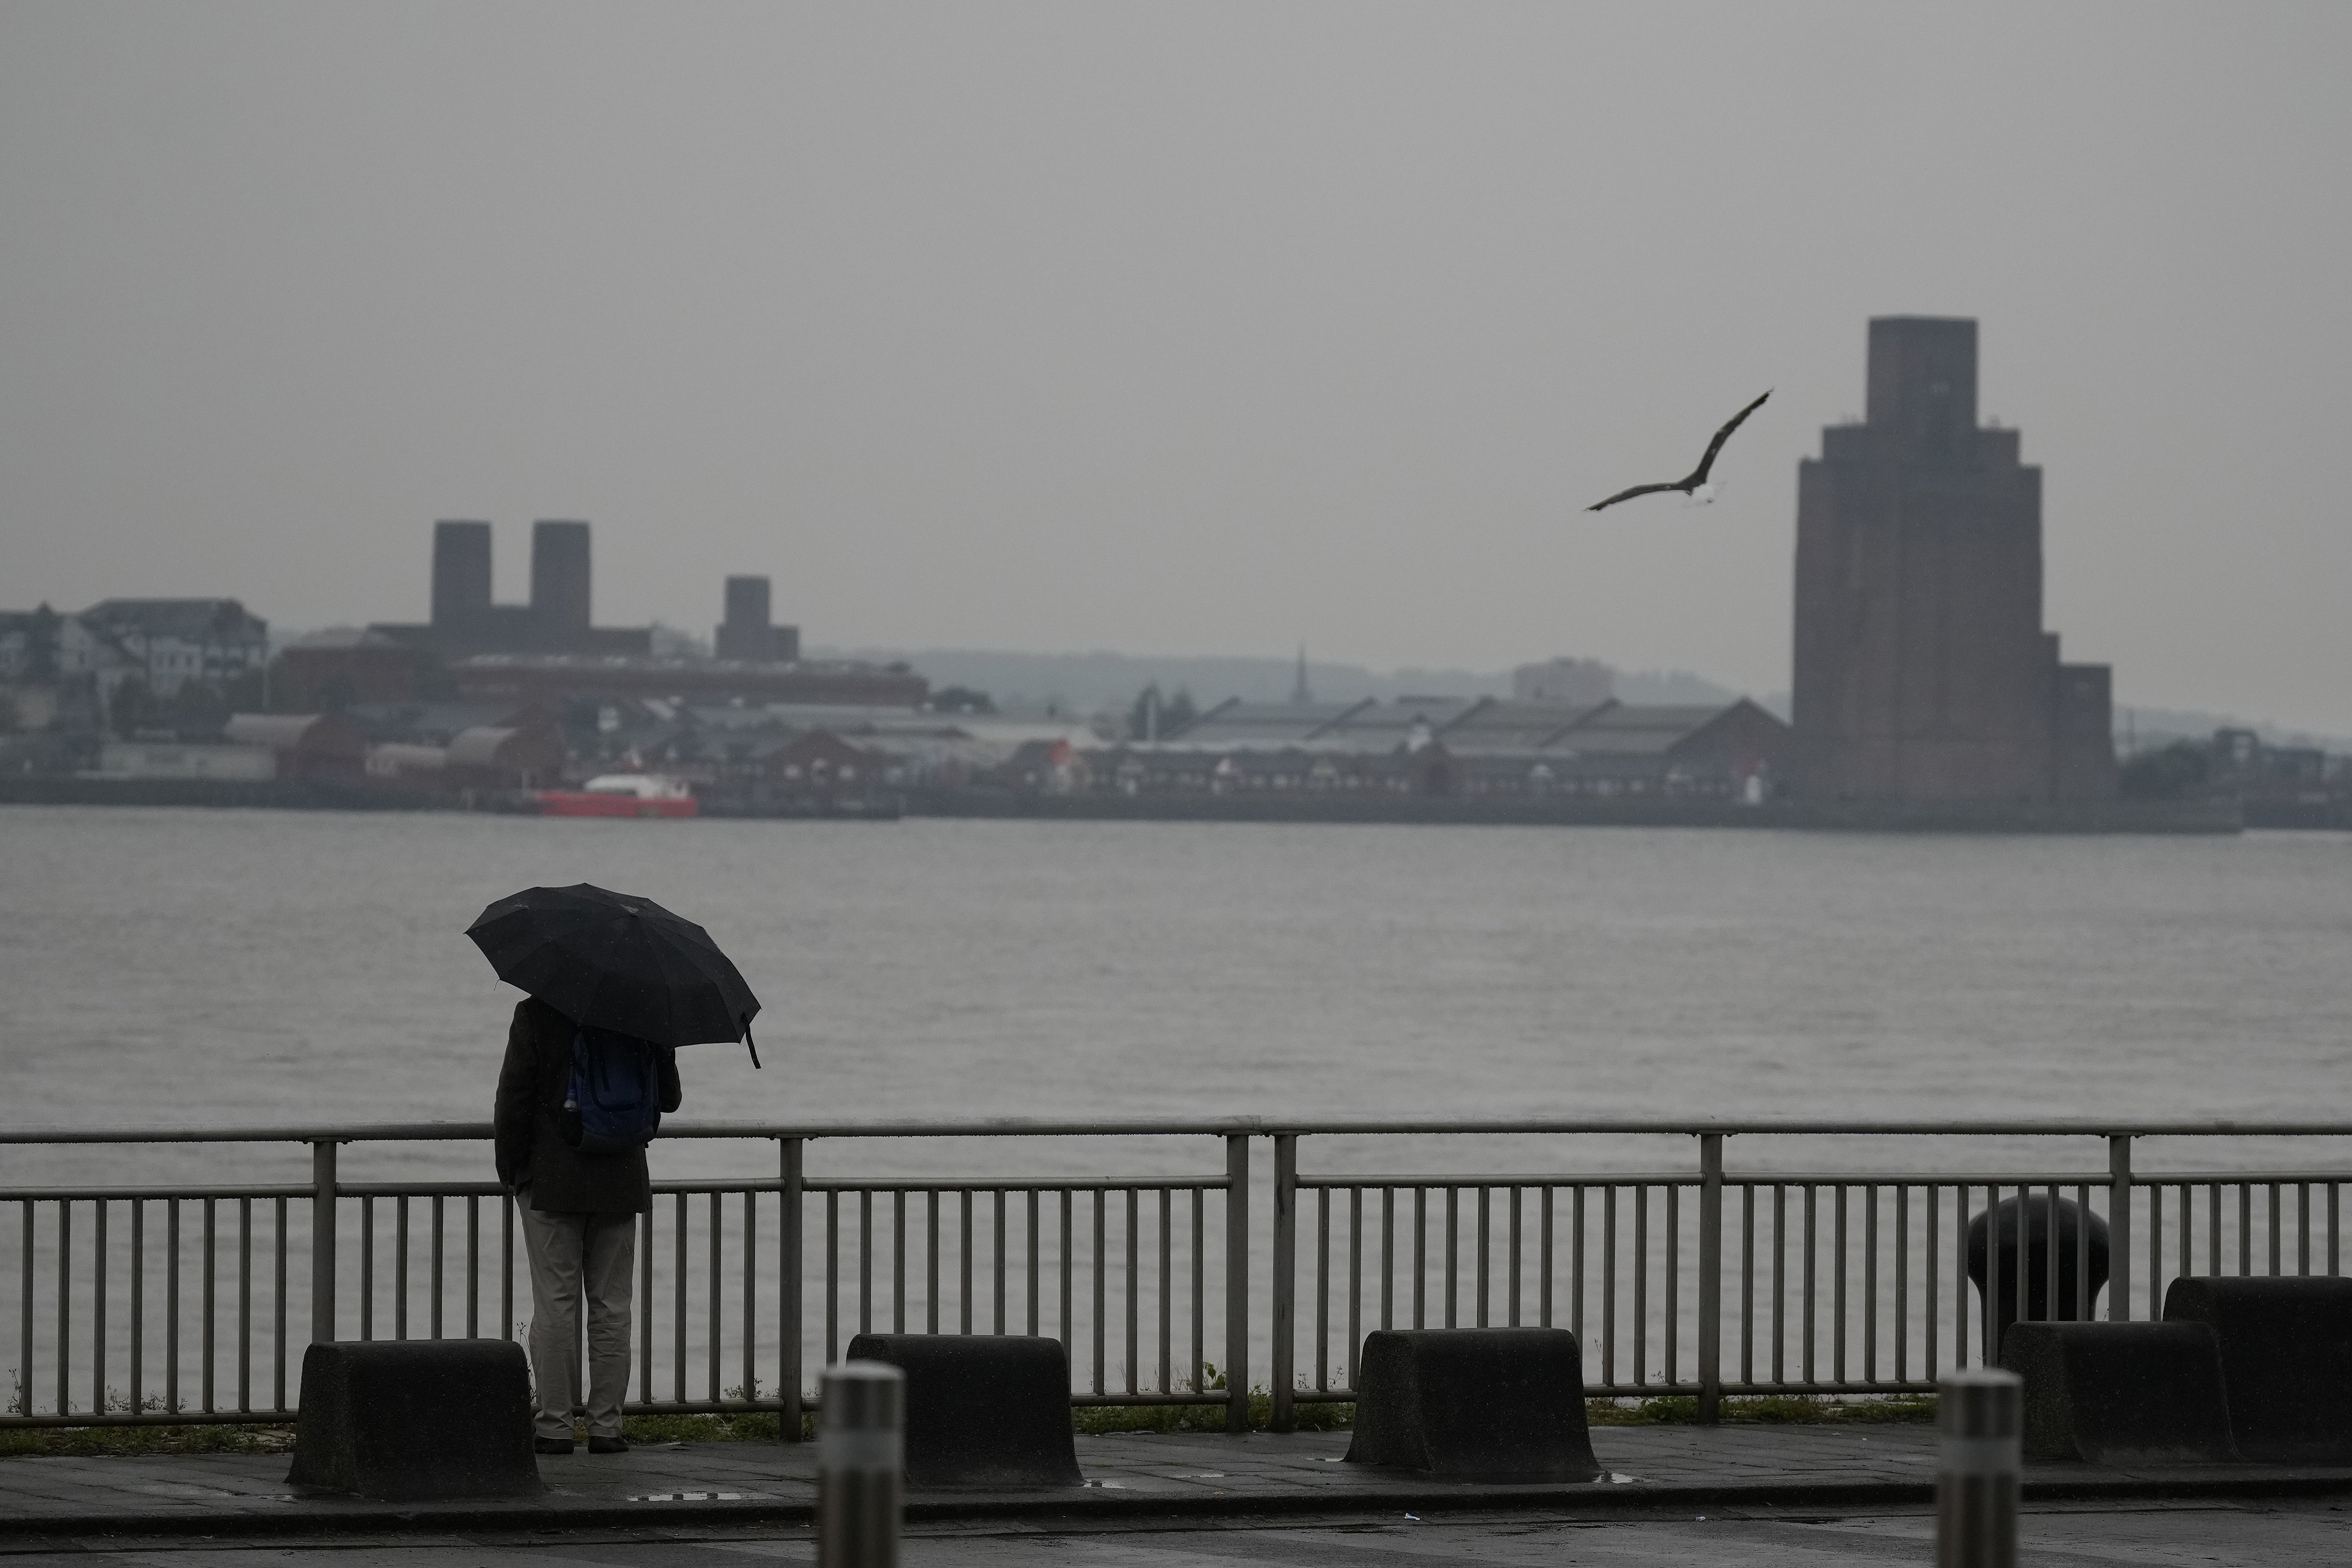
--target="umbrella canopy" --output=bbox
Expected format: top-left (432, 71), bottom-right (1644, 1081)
top-left (466, 883), bottom-right (762, 1061)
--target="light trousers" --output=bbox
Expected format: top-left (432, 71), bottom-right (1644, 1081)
top-left (516, 1197), bottom-right (638, 1440)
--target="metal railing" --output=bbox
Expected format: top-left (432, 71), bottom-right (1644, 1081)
top-left (5, 1119), bottom-right (2349, 1433)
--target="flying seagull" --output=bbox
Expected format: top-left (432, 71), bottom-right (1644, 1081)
top-left (1586, 389), bottom-right (1772, 512)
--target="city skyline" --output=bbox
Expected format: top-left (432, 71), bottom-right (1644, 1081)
top-left (3, 6), bottom-right (2348, 730)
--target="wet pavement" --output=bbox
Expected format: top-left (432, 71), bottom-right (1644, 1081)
top-left (4, 1424), bottom-right (2349, 1544)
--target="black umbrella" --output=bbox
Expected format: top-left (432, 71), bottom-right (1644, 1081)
top-left (466, 883), bottom-right (763, 1065)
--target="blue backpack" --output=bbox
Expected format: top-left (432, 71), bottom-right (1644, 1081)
top-left (559, 1029), bottom-right (663, 1155)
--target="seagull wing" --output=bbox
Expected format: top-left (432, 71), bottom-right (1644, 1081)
top-left (1586, 480), bottom-right (1686, 513)
top-left (1682, 389), bottom-right (1771, 487)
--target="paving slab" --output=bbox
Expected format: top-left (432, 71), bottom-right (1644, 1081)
top-left (2, 1425), bottom-right (2348, 1542)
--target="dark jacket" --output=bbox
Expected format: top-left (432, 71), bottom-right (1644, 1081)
top-left (493, 996), bottom-right (682, 1214)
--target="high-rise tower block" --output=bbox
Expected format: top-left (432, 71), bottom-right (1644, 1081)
top-left (529, 521), bottom-right (592, 635)
top-left (430, 521), bottom-right (493, 632)
top-left (1792, 317), bottom-right (2114, 804)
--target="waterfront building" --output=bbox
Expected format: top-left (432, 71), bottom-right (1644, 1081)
top-left (0, 599), bottom-right (266, 749)
top-left (344, 699), bottom-right (559, 746)
top-left (373, 519), bottom-right (652, 658)
top-left (274, 628), bottom-right (425, 709)
top-left (1152, 698), bottom-right (1387, 751)
top-left (1791, 317), bottom-right (2116, 803)
top-left (715, 575), bottom-right (800, 664)
top-left (348, 519), bottom-right (907, 716)
top-left (752, 730), bottom-right (887, 793)
top-left (1445, 700), bottom-right (1791, 797)
top-left (0, 606), bottom-right (68, 683)
top-left (1085, 694), bottom-right (1792, 799)
top-left (74, 599), bottom-right (271, 697)
top-left (93, 740), bottom-right (278, 781)
top-left (449, 725), bottom-right (567, 789)
top-left (93, 711), bottom-right (364, 781)
top-left (220, 713), bottom-right (368, 779)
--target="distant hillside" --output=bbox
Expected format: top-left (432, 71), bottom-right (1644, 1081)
top-left (810, 646), bottom-right (1748, 715)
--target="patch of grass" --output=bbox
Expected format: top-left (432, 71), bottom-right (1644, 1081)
top-left (621, 1379), bottom-right (816, 1444)
top-left (1588, 1393), bottom-right (1936, 1426)
top-left (1074, 1395), bottom-right (1353, 1434)
top-left (20, 1385), bottom-right (1935, 1456)
top-left (622, 1409), bottom-right (802, 1444)
top-left (0, 1424), bottom-right (297, 1458)
top-left (1073, 1403), bottom-right (1228, 1434)
top-left (2, 1398), bottom-right (1356, 1457)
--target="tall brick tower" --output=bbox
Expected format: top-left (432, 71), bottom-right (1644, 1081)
top-left (429, 520), bottom-right (492, 633)
top-left (1792, 318), bottom-right (2114, 804)
top-left (529, 520), bottom-right (593, 642)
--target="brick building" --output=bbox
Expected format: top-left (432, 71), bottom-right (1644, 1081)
top-left (373, 520), bottom-right (652, 659)
top-left (274, 628), bottom-right (423, 709)
top-left (1792, 317), bottom-right (2115, 804)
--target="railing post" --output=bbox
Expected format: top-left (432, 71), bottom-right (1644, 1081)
top-left (1270, 1133), bottom-right (1297, 1433)
top-left (1697, 1132), bottom-right (1723, 1424)
top-left (782, 1136), bottom-right (806, 1440)
top-left (1224, 1132), bottom-right (1251, 1434)
top-left (310, 1140), bottom-right (338, 1348)
top-left (2107, 1135), bottom-right (2132, 1323)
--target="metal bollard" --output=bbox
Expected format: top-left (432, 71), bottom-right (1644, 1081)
top-left (1937, 1367), bottom-right (2021, 1568)
top-left (820, 1361), bottom-right (904, 1568)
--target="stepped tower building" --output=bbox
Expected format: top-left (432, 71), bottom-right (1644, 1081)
top-left (1792, 317), bottom-right (2115, 804)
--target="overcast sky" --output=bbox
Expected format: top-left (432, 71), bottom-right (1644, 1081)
top-left (3, 3), bottom-right (2346, 725)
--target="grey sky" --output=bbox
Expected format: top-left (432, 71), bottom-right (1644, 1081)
top-left (3, 3), bottom-right (2346, 727)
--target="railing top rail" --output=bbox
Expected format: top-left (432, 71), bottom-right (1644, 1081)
top-left (0, 1118), bottom-right (1248, 1145)
top-left (5, 1116), bottom-right (2352, 1146)
top-left (1260, 1119), bottom-right (2352, 1138)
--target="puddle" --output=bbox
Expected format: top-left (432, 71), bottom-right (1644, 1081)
top-left (1081, 1480), bottom-right (1131, 1490)
top-left (127, 1482), bottom-right (281, 1502)
top-left (1608, 1472), bottom-right (1643, 1484)
top-left (624, 1491), bottom-right (763, 1502)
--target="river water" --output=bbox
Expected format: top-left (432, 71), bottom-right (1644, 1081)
top-left (6, 804), bottom-right (2352, 1407)
top-left (4, 806), bottom-right (2348, 1169)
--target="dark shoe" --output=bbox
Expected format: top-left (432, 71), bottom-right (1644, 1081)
top-left (587, 1435), bottom-right (630, 1455)
top-left (533, 1437), bottom-right (575, 1455)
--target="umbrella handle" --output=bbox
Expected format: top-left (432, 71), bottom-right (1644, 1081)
top-left (743, 1021), bottom-right (762, 1070)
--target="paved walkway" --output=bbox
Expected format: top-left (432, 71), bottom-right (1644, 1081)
top-left (9, 1504), bottom-right (2352, 1567)
top-left (5, 1426), bottom-right (2349, 1544)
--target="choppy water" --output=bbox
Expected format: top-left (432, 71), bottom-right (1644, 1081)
top-left (3, 805), bottom-right (2350, 1183)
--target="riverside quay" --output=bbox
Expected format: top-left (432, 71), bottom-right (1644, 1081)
top-left (8, 1117), bottom-right (2352, 1432)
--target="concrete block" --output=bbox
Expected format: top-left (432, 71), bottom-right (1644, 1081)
top-left (842, 1333), bottom-right (1083, 1489)
top-left (2000, 1320), bottom-right (2238, 1464)
top-left (285, 1339), bottom-right (541, 1501)
top-left (2164, 1275), bottom-right (2352, 1463)
top-left (1344, 1327), bottom-right (1601, 1483)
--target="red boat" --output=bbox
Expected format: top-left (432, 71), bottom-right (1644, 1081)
top-left (536, 774), bottom-right (698, 818)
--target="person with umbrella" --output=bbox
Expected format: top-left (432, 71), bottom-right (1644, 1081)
top-left (472, 884), bottom-right (761, 1455)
